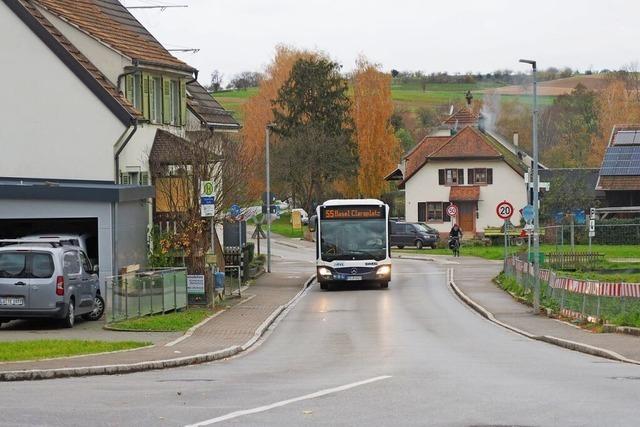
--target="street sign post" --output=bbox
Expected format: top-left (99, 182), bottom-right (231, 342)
top-left (200, 181), bottom-right (216, 284)
top-left (446, 203), bottom-right (458, 220)
top-left (522, 204), bottom-right (534, 224)
top-left (497, 201), bottom-right (514, 264)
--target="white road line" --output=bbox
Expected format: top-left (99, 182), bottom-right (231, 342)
top-left (184, 375), bottom-right (392, 426)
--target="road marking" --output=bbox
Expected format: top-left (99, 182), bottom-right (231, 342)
top-left (184, 375), bottom-right (392, 426)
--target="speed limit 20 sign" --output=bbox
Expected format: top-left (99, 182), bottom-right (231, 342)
top-left (496, 200), bottom-right (514, 220)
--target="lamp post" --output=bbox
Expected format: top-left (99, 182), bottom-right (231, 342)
top-left (520, 58), bottom-right (540, 314)
top-left (265, 124), bottom-right (273, 273)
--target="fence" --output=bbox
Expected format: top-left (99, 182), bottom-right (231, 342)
top-left (541, 222), bottom-right (640, 248)
top-left (105, 268), bottom-right (188, 322)
top-left (504, 256), bottom-right (640, 323)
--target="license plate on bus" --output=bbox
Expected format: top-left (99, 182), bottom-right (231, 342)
top-left (0, 296), bottom-right (24, 306)
top-left (346, 276), bottom-right (362, 281)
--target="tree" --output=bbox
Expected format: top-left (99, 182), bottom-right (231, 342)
top-left (271, 56), bottom-right (358, 211)
top-left (396, 128), bottom-right (414, 153)
top-left (229, 71), bottom-right (263, 90)
top-left (273, 57), bottom-right (353, 138)
top-left (351, 57), bottom-right (402, 197)
top-left (208, 70), bottom-right (223, 92)
top-left (150, 130), bottom-right (253, 306)
top-left (241, 46), bottom-right (319, 199)
top-left (540, 172), bottom-right (598, 223)
top-left (416, 106), bottom-right (440, 129)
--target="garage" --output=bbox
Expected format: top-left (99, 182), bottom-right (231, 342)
top-left (0, 178), bottom-right (154, 292)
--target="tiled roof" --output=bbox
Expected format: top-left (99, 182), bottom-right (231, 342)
top-left (597, 176), bottom-right (640, 191)
top-left (34, 0), bottom-right (195, 72)
top-left (149, 130), bottom-right (189, 167)
top-left (187, 82), bottom-right (240, 129)
top-left (430, 126), bottom-right (502, 159)
top-left (443, 107), bottom-right (479, 126)
top-left (8, 0), bottom-right (141, 124)
top-left (449, 186), bottom-right (480, 201)
top-left (399, 136), bottom-right (450, 187)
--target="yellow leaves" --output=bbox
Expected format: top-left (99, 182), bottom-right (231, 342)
top-left (351, 57), bottom-right (402, 198)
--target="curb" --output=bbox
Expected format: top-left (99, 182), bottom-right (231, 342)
top-left (0, 275), bottom-right (316, 382)
top-left (447, 268), bottom-right (640, 366)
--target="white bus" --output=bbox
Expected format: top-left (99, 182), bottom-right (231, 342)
top-left (309, 199), bottom-right (391, 290)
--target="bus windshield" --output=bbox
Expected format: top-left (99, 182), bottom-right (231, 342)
top-left (320, 219), bottom-right (387, 261)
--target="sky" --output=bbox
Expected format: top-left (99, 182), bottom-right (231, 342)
top-left (123, 0), bottom-right (640, 86)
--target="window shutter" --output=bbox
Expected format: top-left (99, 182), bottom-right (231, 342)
top-left (418, 202), bottom-right (426, 222)
top-left (468, 169), bottom-right (475, 184)
top-left (438, 169), bottom-right (445, 185)
top-left (443, 203), bottom-right (451, 222)
top-left (458, 169), bottom-right (464, 185)
top-left (125, 74), bottom-right (134, 102)
top-left (142, 73), bottom-right (150, 120)
top-left (141, 172), bottom-right (149, 186)
top-left (180, 80), bottom-right (187, 126)
top-left (487, 168), bottom-right (493, 184)
top-left (120, 173), bottom-right (130, 185)
top-left (162, 78), bottom-right (172, 124)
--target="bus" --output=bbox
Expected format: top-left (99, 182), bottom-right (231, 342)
top-left (309, 199), bottom-right (391, 290)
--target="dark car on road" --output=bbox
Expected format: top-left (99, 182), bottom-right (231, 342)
top-left (390, 221), bottom-right (439, 249)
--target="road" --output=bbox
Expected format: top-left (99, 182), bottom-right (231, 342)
top-left (2, 239), bottom-right (640, 426)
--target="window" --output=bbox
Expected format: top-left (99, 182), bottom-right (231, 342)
top-left (31, 253), bottom-right (54, 278)
top-left (0, 253), bottom-right (28, 278)
top-left (63, 252), bottom-right (81, 275)
top-left (438, 169), bottom-right (464, 185)
top-left (79, 252), bottom-right (92, 274)
top-left (170, 80), bottom-right (180, 125)
top-left (468, 168), bottom-right (493, 185)
top-left (120, 172), bottom-right (148, 185)
top-left (150, 77), bottom-right (163, 124)
top-left (425, 202), bottom-right (452, 222)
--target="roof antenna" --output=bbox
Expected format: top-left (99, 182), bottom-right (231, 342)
top-left (127, 5), bottom-right (188, 11)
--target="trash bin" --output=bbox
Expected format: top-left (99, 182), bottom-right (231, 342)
top-left (214, 272), bottom-right (225, 291)
top-left (528, 252), bottom-right (545, 264)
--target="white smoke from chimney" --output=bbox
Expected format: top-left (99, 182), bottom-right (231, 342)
top-left (513, 132), bottom-right (519, 147)
top-left (480, 90), bottom-right (501, 134)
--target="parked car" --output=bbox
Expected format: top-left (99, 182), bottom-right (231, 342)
top-left (0, 240), bottom-right (102, 328)
top-left (390, 221), bottom-right (439, 249)
top-left (291, 208), bottom-right (309, 225)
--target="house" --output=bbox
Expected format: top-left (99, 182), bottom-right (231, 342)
top-left (595, 125), bottom-right (640, 217)
top-left (387, 125), bottom-right (529, 237)
top-left (0, 0), bottom-right (237, 279)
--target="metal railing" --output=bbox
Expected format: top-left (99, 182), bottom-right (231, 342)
top-left (504, 256), bottom-right (640, 324)
top-left (104, 268), bottom-right (188, 322)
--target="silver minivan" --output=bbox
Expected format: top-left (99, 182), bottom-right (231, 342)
top-left (0, 241), bottom-right (100, 328)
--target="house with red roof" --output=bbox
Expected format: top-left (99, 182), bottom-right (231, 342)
top-left (0, 0), bottom-right (237, 278)
top-left (387, 125), bottom-right (529, 237)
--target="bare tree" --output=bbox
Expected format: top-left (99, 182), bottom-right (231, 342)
top-left (150, 130), bottom-right (253, 305)
top-left (208, 70), bottom-right (224, 92)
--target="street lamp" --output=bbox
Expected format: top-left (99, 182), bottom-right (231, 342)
top-left (265, 124), bottom-right (274, 273)
top-left (519, 58), bottom-right (540, 314)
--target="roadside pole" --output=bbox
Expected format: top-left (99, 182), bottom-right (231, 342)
top-left (265, 125), bottom-right (272, 273)
top-left (497, 201), bottom-right (514, 269)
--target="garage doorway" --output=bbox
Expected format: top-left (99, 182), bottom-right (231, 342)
top-left (0, 217), bottom-right (99, 264)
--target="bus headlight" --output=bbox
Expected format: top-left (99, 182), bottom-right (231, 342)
top-left (318, 267), bottom-right (332, 277)
top-left (376, 265), bottom-right (391, 276)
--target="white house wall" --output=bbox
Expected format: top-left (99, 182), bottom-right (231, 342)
top-left (36, 5), bottom-right (131, 86)
top-left (118, 124), bottom-right (186, 173)
top-left (404, 159), bottom-right (527, 234)
top-left (0, 1), bottom-right (125, 181)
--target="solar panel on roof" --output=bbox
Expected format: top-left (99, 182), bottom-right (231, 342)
top-left (613, 130), bottom-right (640, 146)
top-left (600, 145), bottom-right (640, 176)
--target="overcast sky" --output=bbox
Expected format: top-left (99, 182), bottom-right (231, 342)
top-left (124, 0), bottom-right (639, 86)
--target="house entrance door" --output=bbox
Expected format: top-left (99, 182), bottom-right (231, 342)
top-left (457, 202), bottom-right (476, 237)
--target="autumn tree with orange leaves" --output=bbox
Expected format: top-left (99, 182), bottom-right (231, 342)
top-left (351, 58), bottom-right (402, 197)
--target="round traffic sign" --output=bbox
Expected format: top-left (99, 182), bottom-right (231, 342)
top-left (446, 203), bottom-right (458, 217)
top-left (496, 200), bottom-right (514, 220)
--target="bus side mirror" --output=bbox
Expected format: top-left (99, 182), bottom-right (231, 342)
top-left (308, 215), bottom-right (317, 232)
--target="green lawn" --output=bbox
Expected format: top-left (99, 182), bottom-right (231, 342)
top-left (0, 340), bottom-right (149, 362)
top-left (109, 309), bottom-right (212, 332)
top-left (253, 212), bottom-right (305, 239)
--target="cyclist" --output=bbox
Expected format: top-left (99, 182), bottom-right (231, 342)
top-left (449, 224), bottom-right (463, 257)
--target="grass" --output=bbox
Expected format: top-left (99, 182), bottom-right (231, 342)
top-left (109, 309), bottom-right (212, 332)
top-left (0, 340), bottom-right (149, 362)
top-left (252, 212), bottom-right (305, 239)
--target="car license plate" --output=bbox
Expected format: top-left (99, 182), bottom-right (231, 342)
top-left (346, 276), bottom-right (362, 281)
top-left (0, 296), bottom-right (24, 306)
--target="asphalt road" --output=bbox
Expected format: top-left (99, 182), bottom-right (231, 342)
top-left (2, 240), bottom-right (640, 426)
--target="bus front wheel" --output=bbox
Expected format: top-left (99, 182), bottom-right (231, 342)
top-left (380, 281), bottom-right (389, 289)
top-left (320, 282), bottom-right (329, 290)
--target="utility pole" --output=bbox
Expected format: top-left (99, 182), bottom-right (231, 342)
top-left (265, 125), bottom-right (272, 273)
top-left (520, 58), bottom-right (540, 314)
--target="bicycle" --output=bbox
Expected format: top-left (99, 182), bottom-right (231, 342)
top-left (449, 236), bottom-right (461, 257)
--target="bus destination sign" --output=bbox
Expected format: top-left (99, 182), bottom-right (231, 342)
top-left (321, 206), bottom-right (385, 220)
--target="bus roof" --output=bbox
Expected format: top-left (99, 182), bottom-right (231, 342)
top-left (322, 199), bottom-right (385, 207)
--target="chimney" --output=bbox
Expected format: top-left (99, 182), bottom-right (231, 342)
top-left (513, 132), bottom-right (519, 147)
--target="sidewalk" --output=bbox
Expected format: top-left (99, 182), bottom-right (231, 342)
top-left (449, 256), bottom-right (640, 362)
top-left (0, 259), bottom-right (313, 381)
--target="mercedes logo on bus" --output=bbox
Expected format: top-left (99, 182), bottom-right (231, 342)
top-left (351, 268), bottom-right (358, 275)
